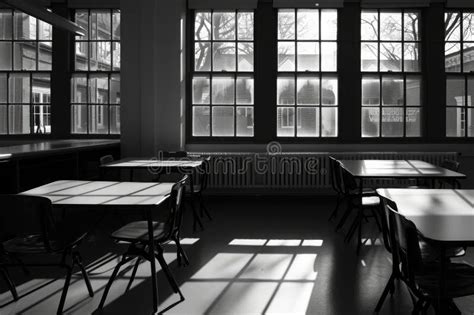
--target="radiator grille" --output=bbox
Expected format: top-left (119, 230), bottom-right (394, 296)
top-left (191, 152), bottom-right (459, 191)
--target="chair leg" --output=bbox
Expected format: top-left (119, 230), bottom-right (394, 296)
top-left (356, 214), bottom-right (363, 255)
top-left (73, 252), bottom-right (94, 297)
top-left (155, 248), bottom-right (183, 299)
top-left (190, 200), bottom-right (204, 232)
top-left (57, 265), bottom-right (73, 315)
top-left (328, 196), bottom-right (342, 221)
top-left (344, 212), bottom-right (361, 243)
top-left (199, 195), bottom-right (212, 221)
top-left (421, 301), bottom-right (431, 315)
top-left (335, 200), bottom-right (352, 232)
top-left (375, 273), bottom-right (395, 313)
top-left (98, 255), bottom-right (128, 310)
top-left (174, 237), bottom-right (189, 267)
top-left (125, 258), bottom-right (141, 292)
top-left (412, 298), bottom-right (425, 315)
top-left (0, 266), bottom-right (18, 301)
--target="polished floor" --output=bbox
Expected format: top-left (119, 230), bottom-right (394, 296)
top-left (1, 195), bottom-right (474, 314)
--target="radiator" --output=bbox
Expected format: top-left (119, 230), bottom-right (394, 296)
top-left (191, 152), bottom-right (459, 191)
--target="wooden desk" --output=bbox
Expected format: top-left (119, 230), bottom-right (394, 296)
top-left (21, 180), bottom-right (173, 313)
top-left (377, 188), bottom-right (474, 314)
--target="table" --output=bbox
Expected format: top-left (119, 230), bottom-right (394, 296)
top-left (21, 180), bottom-right (174, 313)
top-left (100, 158), bottom-right (206, 231)
top-left (377, 188), bottom-right (474, 314)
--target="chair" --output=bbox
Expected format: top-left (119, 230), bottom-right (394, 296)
top-left (99, 154), bottom-right (119, 181)
top-left (439, 159), bottom-right (461, 188)
top-left (375, 198), bottom-right (474, 314)
top-left (0, 195), bottom-right (93, 314)
top-left (97, 176), bottom-right (188, 310)
top-left (187, 156), bottom-right (212, 225)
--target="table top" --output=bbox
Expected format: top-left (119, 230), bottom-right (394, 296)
top-left (20, 180), bottom-right (173, 207)
top-left (0, 139), bottom-right (120, 160)
top-left (377, 188), bottom-right (474, 243)
top-left (100, 158), bottom-right (203, 169)
top-left (339, 159), bottom-right (466, 179)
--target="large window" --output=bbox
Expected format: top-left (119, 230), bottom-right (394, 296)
top-left (445, 11), bottom-right (474, 137)
top-left (277, 9), bottom-right (338, 137)
top-left (0, 10), bottom-right (52, 134)
top-left (192, 11), bottom-right (254, 137)
top-left (71, 9), bottom-right (120, 135)
top-left (361, 10), bottom-right (421, 138)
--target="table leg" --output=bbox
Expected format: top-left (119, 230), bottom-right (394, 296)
top-left (189, 171), bottom-right (203, 232)
top-left (147, 209), bottom-right (159, 313)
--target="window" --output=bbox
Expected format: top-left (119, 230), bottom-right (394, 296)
top-left (0, 10), bottom-right (52, 134)
top-left (71, 9), bottom-right (120, 135)
top-left (277, 9), bottom-right (338, 137)
top-left (361, 10), bottom-right (421, 138)
top-left (445, 11), bottom-right (474, 137)
top-left (192, 11), bottom-right (254, 137)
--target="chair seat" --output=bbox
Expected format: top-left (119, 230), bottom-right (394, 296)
top-left (3, 234), bottom-right (64, 254)
top-left (416, 262), bottom-right (474, 298)
top-left (111, 221), bottom-right (168, 243)
top-left (419, 239), bottom-right (466, 260)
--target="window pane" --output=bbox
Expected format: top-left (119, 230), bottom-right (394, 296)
top-left (468, 108), bottom-right (474, 137)
top-left (213, 42), bottom-right (235, 71)
top-left (406, 107), bottom-right (421, 137)
top-left (32, 74), bottom-right (50, 104)
top-left (297, 9), bottom-right (318, 40)
top-left (322, 77), bottom-right (338, 105)
top-left (110, 106), bottom-right (120, 134)
top-left (297, 42), bottom-right (319, 71)
top-left (9, 105), bottom-right (30, 134)
top-left (91, 42), bottom-right (111, 71)
top-left (38, 42), bottom-right (52, 71)
top-left (192, 75), bottom-right (210, 104)
top-left (362, 76), bottom-right (379, 105)
top-left (89, 105), bottom-right (109, 134)
top-left (463, 43), bottom-right (474, 73)
top-left (0, 74), bottom-right (6, 103)
top-left (110, 74), bottom-right (120, 104)
top-left (406, 77), bottom-right (421, 106)
top-left (14, 12), bottom-right (36, 40)
top-left (321, 10), bottom-right (337, 40)
top-left (297, 77), bottom-right (319, 105)
top-left (380, 12), bottom-right (401, 41)
top-left (71, 105), bottom-right (87, 134)
top-left (195, 12), bottom-right (211, 40)
top-left (277, 107), bottom-right (295, 136)
top-left (14, 42), bottom-right (36, 70)
top-left (468, 78), bottom-right (474, 107)
top-left (195, 42), bottom-right (211, 71)
top-left (38, 20), bottom-right (52, 40)
top-left (0, 106), bottom-right (6, 134)
top-left (213, 12), bottom-right (235, 40)
top-left (89, 75), bottom-right (109, 104)
top-left (0, 42), bottom-right (12, 70)
top-left (463, 13), bottom-right (474, 41)
top-left (112, 10), bottom-right (121, 40)
top-left (71, 74), bottom-right (87, 103)
top-left (238, 43), bottom-right (253, 71)
top-left (322, 107), bottom-right (337, 137)
top-left (33, 105), bottom-right (50, 134)
top-left (380, 43), bottom-right (402, 72)
top-left (446, 107), bottom-right (463, 137)
top-left (90, 11), bottom-right (111, 40)
top-left (75, 10), bottom-right (89, 40)
top-left (446, 78), bottom-right (465, 106)
top-left (361, 11), bottom-right (378, 41)
top-left (277, 76), bottom-right (295, 105)
top-left (237, 12), bottom-right (253, 40)
top-left (382, 107), bottom-right (403, 137)
top-left (212, 106), bottom-right (234, 136)
top-left (361, 42), bottom-right (378, 71)
top-left (404, 12), bottom-right (419, 41)
top-left (75, 42), bottom-right (88, 70)
top-left (212, 76), bottom-right (234, 104)
top-left (297, 107), bottom-right (319, 137)
top-left (445, 12), bottom-right (460, 41)
top-left (382, 76), bottom-right (403, 105)
top-left (236, 76), bottom-right (254, 104)
top-left (362, 107), bottom-right (380, 137)
top-left (445, 43), bottom-right (461, 72)
top-left (113, 42), bottom-right (120, 70)
top-left (321, 42), bottom-right (337, 71)
top-left (278, 42), bottom-right (295, 71)
top-left (404, 43), bottom-right (420, 72)
top-left (278, 10), bottom-right (295, 40)
top-left (0, 11), bottom-right (12, 40)
top-left (9, 73), bottom-right (29, 103)
top-left (193, 106), bottom-right (210, 136)
top-left (236, 107), bottom-right (254, 136)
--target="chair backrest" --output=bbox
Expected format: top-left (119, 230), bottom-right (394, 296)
top-left (441, 159), bottom-right (460, 172)
top-left (0, 195), bottom-right (56, 252)
top-left (162, 151), bottom-right (188, 159)
top-left (379, 197), bottom-right (395, 254)
top-left (328, 156), bottom-right (343, 194)
top-left (100, 155), bottom-right (114, 165)
top-left (340, 165), bottom-right (358, 194)
top-left (164, 175), bottom-right (188, 239)
top-left (199, 156), bottom-right (211, 191)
